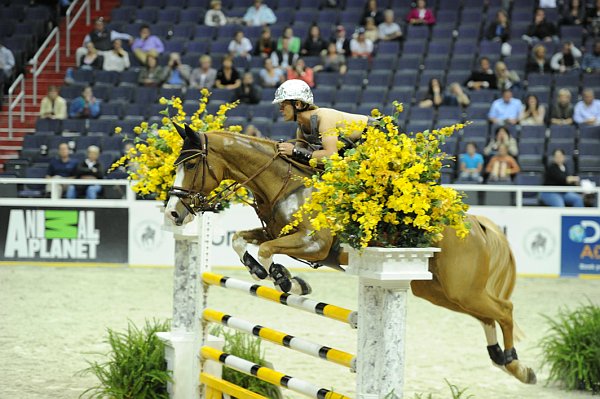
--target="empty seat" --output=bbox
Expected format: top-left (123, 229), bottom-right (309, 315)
top-left (36, 119), bottom-right (62, 134)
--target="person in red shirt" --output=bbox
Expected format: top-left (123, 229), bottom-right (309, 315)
top-left (286, 58), bottom-right (314, 88)
top-left (406, 0), bottom-right (436, 25)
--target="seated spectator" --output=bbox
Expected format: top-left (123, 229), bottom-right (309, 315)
top-left (560, 0), bottom-right (583, 25)
top-left (271, 37), bottom-right (299, 70)
top-left (314, 42), bottom-right (347, 75)
top-left (277, 27), bottom-right (301, 54)
top-left (138, 54), bottom-right (167, 87)
top-left (163, 53), bottom-right (191, 89)
top-left (287, 58), bottom-right (315, 88)
top-left (350, 28), bottom-right (374, 58)
top-left (67, 145), bottom-right (104, 199)
top-left (76, 17), bottom-right (132, 67)
top-left (229, 31), bottom-right (253, 60)
top-left (361, 0), bottom-right (383, 26)
top-left (494, 61), bottom-right (520, 91)
top-left (585, 0), bottom-right (600, 31)
top-left (103, 39), bottom-right (130, 72)
top-left (204, 0), bottom-right (227, 27)
top-left (254, 26), bottom-right (276, 58)
top-left (378, 9), bottom-right (403, 42)
top-left (519, 94), bottom-right (546, 126)
top-left (523, 8), bottom-right (558, 44)
top-left (243, 0), bottom-right (276, 26)
top-left (540, 148), bottom-right (583, 207)
top-left (484, 126), bottom-right (519, 157)
top-left (458, 142), bottom-right (484, 183)
top-left (215, 55), bottom-right (241, 90)
top-left (46, 142), bottom-right (77, 197)
top-left (419, 78), bottom-right (444, 108)
top-left (131, 25), bottom-right (165, 65)
top-left (406, 0), bottom-right (436, 26)
top-left (259, 57), bottom-right (285, 88)
top-left (69, 86), bottom-right (101, 119)
top-left (233, 72), bottom-right (261, 104)
top-left (244, 124), bottom-right (262, 137)
top-left (190, 55), bottom-right (217, 90)
top-left (526, 44), bottom-right (552, 74)
top-left (485, 10), bottom-right (510, 42)
top-left (582, 40), bottom-right (600, 73)
top-left (0, 41), bottom-right (15, 93)
top-left (465, 57), bottom-right (497, 90)
top-left (331, 25), bottom-right (351, 57)
top-left (551, 41), bottom-right (582, 73)
top-left (488, 89), bottom-right (522, 126)
top-left (301, 25), bottom-right (327, 57)
top-left (364, 17), bottom-right (379, 43)
top-left (40, 86), bottom-right (67, 120)
top-left (550, 88), bottom-right (574, 125)
top-left (80, 42), bottom-right (103, 70)
top-left (574, 88), bottom-right (600, 126)
top-left (486, 144), bottom-right (520, 182)
top-left (444, 82), bottom-right (471, 107)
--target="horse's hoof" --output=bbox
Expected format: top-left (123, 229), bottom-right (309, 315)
top-left (269, 263), bottom-right (292, 293)
top-left (526, 368), bottom-right (537, 385)
top-left (242, 251), bottom-right (268, 280)
top-left (290, 276), bottom-right (312, 296)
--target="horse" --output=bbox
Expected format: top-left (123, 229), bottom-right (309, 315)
top-left (165, 124), bottom-right (537, 385)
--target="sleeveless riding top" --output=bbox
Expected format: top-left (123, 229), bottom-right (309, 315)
top-left (299, 114), bottom-right (378, 155)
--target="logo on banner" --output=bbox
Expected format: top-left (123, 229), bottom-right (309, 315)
top-left (3, 209), bottom-right (100, 259)
top-left (134, 221), bottom-right (162, 249)
top-left (561, 216), bottom-right (600, 276)
top-left (524, 228), bottom-right (554, 259)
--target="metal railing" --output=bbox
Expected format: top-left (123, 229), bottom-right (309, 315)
top-left (66, 0), bottom-right (91, 57)
top-left (30, 27), bottom-right (60, 104)
top-left (7, 74), bottom-right (25, 139)
top-left (0, 177), bottom-right (136, 201)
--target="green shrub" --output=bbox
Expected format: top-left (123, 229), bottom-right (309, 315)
top-left (540, 302), bottom-right (600, 393)
top-left (413, 379), bottom-right (474, 399)
top-left (79, 319), bottom-right (172, 399)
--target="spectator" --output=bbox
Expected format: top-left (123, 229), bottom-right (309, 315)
top-left (229, 30), bottom-right (253, 60)
top-left (485, 10), bottom-right (510, 42)
top-left (574, 88), bottom-right (600, 125)
top-left (138, 54), bottom-right (167, 87)
top-left (550, 88), bottom-right (575, 125)
top-left (519, 94), bottom-right (546, 126)
top-left (444, 82), bottom-right (471, 107)
top-left (582, 40), bottom-right (600, 72)
top-left (314, 42), bottom-right (347, 75)
top-left (361, 0), bottom-right (383, 26)
top-left (131, 24), bottom-right (165, 65)
top-left (163, 53), bottom-right (191, 89)
top-left (419, 78), bottom-right (444, 108)
top-left (484, 126), bottom-right (519, 157)
top-left (301, 25), bottom-right (327, 57)
top-left (271, 37), bottom-right (299, 70)
top-left (259, 57), bottom-right (285, 88)
top-left (540, 0), bottom-right (557, 7)
top-left (560, 0), bottom-right (583, 25)
top-left (486, 144), bottom-right (520, 182)
top-left (526, 44), bottom-right (552, 74)
top-left (244, 124), bottom-right (262, 137)
top-left (277, 27), bottom-right (301, 54)
top-left (287, 58), bottom-right (315, 88)
top-left (350, 28), bottom-right (374, 58)
top-left (67, 145), bottom-right (104, 199)
top-left (243, 0), bottom-right (276, 26)
top-left (46, 142), bottom-right (77, 197)
top-left (488, 89), bottom-right (522, 126)
top-left (233, 72), bottom-right (261, 104)
top-left (331, 25), bottom-right (351, 56)
top-left (364, 17), bottom-right (379, 43)
top-left (0, 41), bottom-right (15, 90)
top-left (540, 148), bottom-right (584, 207)
top-left (551, 41), bottom-right (582, 73)
top-left (585, 0), bottom-right (600, 33)
top-left (103, 39), bottom-right (130, 72)
top-left (190, 55), bottom-right (217, 90)
top-left (69, 86), bottom-right (101, 119)
top-left (406, 0), bottom-right (436, 26)
top-left (523, 8), bottom-right (558, 44)
top-left (378, 9), bottom-right (403, 42)
top-left (215, 55), bottom-right (241, 90)
top-left (40, 86), bottom-right (67, 120)
top-left (77, 17), bottom-right (132, 67)
top-left (254, 27), bottom-right (276, 58)
top-left (458, 142), bottom-right (484, 183)
top-left (79, 42), bottom-right (104, 70)
top-left (494, 61), bottom-right (520, 91)
top-left (465, 57), bottom-right (497, 90)
top-left (204, 0), bottom-right (227, 27)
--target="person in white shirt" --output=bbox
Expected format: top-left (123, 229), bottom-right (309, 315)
top-left (350, 28), bottom-right (374, 58)
top-left (550, 41), bottom-right (582, 73)
top-left (574, 89), bottom-right (600, 126)
top-left (378, 9), bottom-right (403, 41)
top-left (243, 0), bottom-right (276, 26)
top-left (204, 0), bottom-right (227, 26)
top-left (102, 39), bottom-right (130, 72)
top-left (228, 31), bottom-right (253, 60)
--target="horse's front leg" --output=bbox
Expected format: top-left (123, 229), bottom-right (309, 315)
top-left (232, 228), bottom-right (270, 280)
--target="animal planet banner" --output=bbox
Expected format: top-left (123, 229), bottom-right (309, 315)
top-left (0, 206), bottom-right (128, 263)
top-left (561, 216), bottom-right (600, 276)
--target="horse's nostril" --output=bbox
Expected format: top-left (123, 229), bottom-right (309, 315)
top-left (171, 211), bottom-right (179, 218)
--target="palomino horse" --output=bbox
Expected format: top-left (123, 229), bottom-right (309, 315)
top-left (165, 124), bottom-right (537, 384)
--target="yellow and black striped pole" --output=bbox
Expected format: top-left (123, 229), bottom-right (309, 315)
top-left (200, 372), bottom-right (267, 399)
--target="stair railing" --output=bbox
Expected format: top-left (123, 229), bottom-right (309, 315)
top-left (7, 74), bottom-right (25, 140)
top-left (30, 27), bottom-right (60, 104)
top-left (66, 0), bottom-right (91, 57)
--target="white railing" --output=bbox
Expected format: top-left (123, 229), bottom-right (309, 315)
top-left (30, 27), bottom-right (60, 104)
top-left (0, 178), bottom-right (136, 201)
top-left (7, 74), bottom-right (25, 139)
top-left (66, 0), bottom-right (91, 57)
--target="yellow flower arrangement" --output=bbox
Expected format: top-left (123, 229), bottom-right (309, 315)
top-left (111, 90), bottom-right (248, 206)
top-left (282, 101), bottom-right (470, 249)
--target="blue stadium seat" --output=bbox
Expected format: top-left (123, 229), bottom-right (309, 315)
top-left (579, 126), bottom-right (600, 141)
top-left (62, 119), bottom-right (87, 135)
top-left (95, 70), bottom-right (120, 87)
top-left (520, 125), bottom-right (546, 140)
top-left (547, 139), bottom-right (575, 157)
top-left (549, 125), bottom-right (576, 139)
top-left (88, 119), bottom-right (115, 136)
top-left (134, 7), bottom-right (159, 23)
top-left (35, 119), bottom-right (62, 134)
top-left (100, 103), bottom-right (123, 119)
top-left (111, 7), bottom-right (135, 23)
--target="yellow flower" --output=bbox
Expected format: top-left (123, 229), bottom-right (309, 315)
top-left (114, 126), bottom-right (122, 134)
top-left (133, 126), bottom-right (142, 134)
top-left (200, 88), bottom-right (210, 97)
top-left (159, 97), bottom-right (168, 105)
top-left (140, 121), bottom-right (148, 130)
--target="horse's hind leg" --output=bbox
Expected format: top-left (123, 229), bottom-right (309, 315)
top-left (232, 228), bottom-right (270, 280)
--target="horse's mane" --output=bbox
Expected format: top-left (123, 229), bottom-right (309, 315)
top-left (206, 130), bottom-right (281, 148)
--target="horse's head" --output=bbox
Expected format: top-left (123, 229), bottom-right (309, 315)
top-left (165, 124), bottom-right (223, 226)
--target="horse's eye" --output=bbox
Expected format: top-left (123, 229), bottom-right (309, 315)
top-left (185, 162), bottom-right (196, 170)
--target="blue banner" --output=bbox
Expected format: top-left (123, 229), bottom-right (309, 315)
top-left (561, 216), bottom-right (600, 276)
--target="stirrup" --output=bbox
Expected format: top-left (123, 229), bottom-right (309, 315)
top-left (269, 263), bottom-right (292, 293)
top-left (242, 252), bottom-right (268, 280)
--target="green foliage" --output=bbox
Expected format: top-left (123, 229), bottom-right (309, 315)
top-left (413, 379), bottom-right (474, 399)
top-left (540, 302), bottom-right (600, 393)
top-left (79, 319), bottom-right (172, 399)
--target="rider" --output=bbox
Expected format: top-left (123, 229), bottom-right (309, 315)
top-left (273, 79), bottom-right (372, 163)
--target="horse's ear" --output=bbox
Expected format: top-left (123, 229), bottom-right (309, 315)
top-left (173, 123), bottom-right (186, 140)
top-left (185, 124), bottom-right (201, 146)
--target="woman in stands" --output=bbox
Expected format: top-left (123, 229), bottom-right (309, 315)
top-left (540, 149), bottom-right (583, 207)
top-left (483, 126), bottom-right (519, 158)
top-left (519, 94), bottom-right (546, 126)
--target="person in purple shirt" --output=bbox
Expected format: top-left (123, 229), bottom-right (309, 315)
top-left (131, 25), bottom-right (165, 65)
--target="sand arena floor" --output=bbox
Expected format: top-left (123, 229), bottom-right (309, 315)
top-left (0, 265), bottom-right (598, 399)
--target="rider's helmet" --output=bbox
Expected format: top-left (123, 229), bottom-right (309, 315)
top-left (272, 79), bottom-right (314, 106)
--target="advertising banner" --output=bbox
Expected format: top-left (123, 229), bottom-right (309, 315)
top-left (561, 216), bottom-right (600, 276)
top-left (0, 206), bottom-right (128, 263)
